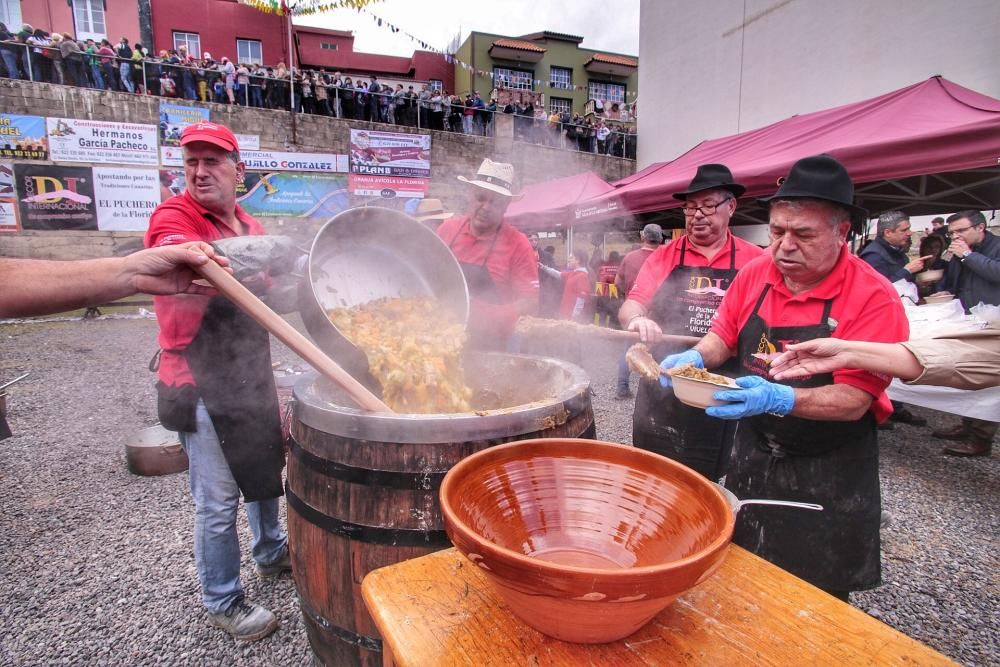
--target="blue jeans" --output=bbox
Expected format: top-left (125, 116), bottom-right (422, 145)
top-left (119, 61), bottom-right (133, 92)
top-left (179, 400), bottom-right (287, 613)
top-left (89, 63), bottom-right (104, 89)
top-left (1, 50), bottom-right (20, 79)
top-left (617, 341), bottom-right (632, 394)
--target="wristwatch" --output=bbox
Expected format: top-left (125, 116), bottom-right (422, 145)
top-left (960, 251), bottom-right (971, 261)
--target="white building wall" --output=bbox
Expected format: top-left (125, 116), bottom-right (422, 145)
top-left (638, 0), bottom-right (1000, 167)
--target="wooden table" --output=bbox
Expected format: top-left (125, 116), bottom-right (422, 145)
top-left (362, 546), bottom-right (956, 666)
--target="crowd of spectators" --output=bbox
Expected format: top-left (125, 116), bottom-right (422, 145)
top-left (0, 22), bottom-right (636, 159)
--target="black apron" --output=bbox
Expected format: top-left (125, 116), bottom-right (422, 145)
top-left (724, 283), bottom-right (880, 592)
top-left (182, 295), bottom-right (285, 502)
top-left (446, 220), bottom-right (504, 350)
top-left (633, 237), bottom-right (739, 479)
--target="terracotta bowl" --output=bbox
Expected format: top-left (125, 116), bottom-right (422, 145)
top-left (439, 438), bottom-right (735, 643)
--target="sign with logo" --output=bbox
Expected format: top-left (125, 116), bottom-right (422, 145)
top-left (160, 133), bottom-right (260, 166)
top-left (237, 172), bottom-right (349, 219)
top-left (348, 174), bottom-right (429, 199)
top-left (0, 114), bottom-right (48, 160)
top-left (0, 161), bottom-right (17, 232)
top-left (349, 129), bottom-right (431, 178)
top-left (242, 150), bottom-right (348, 173)
top-left (47, 118), bottom-right (159, 166)
top-left (158, 103), bottom-right (209, 147)
top-left (92, 168), bottom-right (161, 231)
top-left (14, 164), bottom-right (97, 230)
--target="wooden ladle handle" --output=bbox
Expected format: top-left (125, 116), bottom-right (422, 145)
top-left (194, 260), bottom-right (391, 413)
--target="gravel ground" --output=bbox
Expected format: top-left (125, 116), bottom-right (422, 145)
top-left (0, 316), bottom-right (996, 666)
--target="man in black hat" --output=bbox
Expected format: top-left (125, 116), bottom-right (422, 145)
top-left (666, 154), bottom-right (909, 599)
top-left (617, 164), bottom-right (764, 479)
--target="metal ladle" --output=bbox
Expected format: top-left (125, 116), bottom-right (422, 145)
top-left (714, 482), bottom-right (823, 515)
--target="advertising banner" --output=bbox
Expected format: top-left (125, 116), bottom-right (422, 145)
top-left (0, 161), bottom-right (17, 232)
top-left (349, 129), bottom-right (431, 177)
top-left (242, 150), bottom-right (348, 173)
top-left (160, 133), bottom-right (262, 167)
top-left (158, 103), bottom-right (209, 147)
top-left (0, 114), bottom-right (48, 160)
top-left (348, 174), bottom-right (429, 199)
top-left (14, 164), bottom-right (97, 230)
top-left (237, 172), bottom-right (349, 219)
top-left (47, 118), bottom-right (159, 166)
top-left (93, 168), bottom-right (161, 231)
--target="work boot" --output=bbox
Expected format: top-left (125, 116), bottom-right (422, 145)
top-left (932, 424), bottom-right (968, 441)
top-left (942, 440), bottom-right (992, 457)
top-left (208, 598), bottom-right (280, 641)
top-left (889, 407), bottom-right (927, 427)
top-left (256, 547), bottom-right (292, 579)
top-left (615, 388), bottom-right (633, 400)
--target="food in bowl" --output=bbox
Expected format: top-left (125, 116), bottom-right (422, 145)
top-left (440, 438), bottom-right (734, 643)
top-left (668, 364), bottom-right (740, 409)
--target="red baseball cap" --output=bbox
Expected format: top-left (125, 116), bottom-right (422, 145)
top-left (180, 121), bottom-right (240, 152)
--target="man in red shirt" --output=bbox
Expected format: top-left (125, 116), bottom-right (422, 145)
top-left (437, 158), bottom-right (539, 350)
top-left (618, 165), bottom-right (765, 478)
top-left (538, 248), bottom-right (592, 322)
top-left (669, 154), bottom-right (908, 598)
top-left (145, 122), bottom-right (288, 641)
top-left (613, 224), bottom-right (663, 398)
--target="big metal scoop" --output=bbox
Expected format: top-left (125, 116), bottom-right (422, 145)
top-left (298, 207), bottom-right (470, 395)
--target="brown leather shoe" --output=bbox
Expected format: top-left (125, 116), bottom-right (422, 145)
top-left (932, 424), bottom-right (968, 441)
top-left (943, 440), bottom-right (992, 457)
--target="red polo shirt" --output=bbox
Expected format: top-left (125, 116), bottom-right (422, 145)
top-left (436, 215), bottom-right (539, 339)
top-left (144, 191), bottom-right (266, 387)
top-left (629, 232), bottom-right (765, 307)
top-left (711, 246), bottom-right (909, 422)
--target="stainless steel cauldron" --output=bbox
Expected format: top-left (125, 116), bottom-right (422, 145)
top-left (298, 207), bottom-right (469, 393)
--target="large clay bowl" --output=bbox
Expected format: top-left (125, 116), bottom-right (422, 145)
top-left (440, 438), bottom-right (735, 643)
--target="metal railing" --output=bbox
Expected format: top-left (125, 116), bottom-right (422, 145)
top-left (0, 39), bottom-right (637, 160)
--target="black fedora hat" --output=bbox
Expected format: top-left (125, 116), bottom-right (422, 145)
top-left (672, 163), bottom-right (746, 200)
top-left (759, 154), bottom-right (869, 231)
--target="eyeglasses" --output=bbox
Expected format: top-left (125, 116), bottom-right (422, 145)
top-left (947, 225), bottom-right (974, 235)
top-left (682, 197), bottom-right (732, 217)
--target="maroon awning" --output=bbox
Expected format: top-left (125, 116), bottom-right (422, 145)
top-left (504, 171), bottom-right (615, 231)
top-left (577, 77), bottom-right (1000, 225)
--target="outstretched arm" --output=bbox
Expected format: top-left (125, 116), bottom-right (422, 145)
top-left (769, 339), bottom-right (922, 382)
top-left (0, 242), bottom-right (229, 318)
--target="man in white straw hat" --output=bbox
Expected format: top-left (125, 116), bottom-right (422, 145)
top-left (437, 158), bottom-right (539, 350)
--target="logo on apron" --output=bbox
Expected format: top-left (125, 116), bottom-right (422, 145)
top-left (685, 275), bottom-right (730, 297)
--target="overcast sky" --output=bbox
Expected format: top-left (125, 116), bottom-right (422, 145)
top-left (295, 0), bottom-right (640, 57)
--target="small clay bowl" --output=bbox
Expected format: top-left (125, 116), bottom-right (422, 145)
top-left (670, 372), bottom-right (740, 409)
top-left (923, 293), bottom-right (955, 305)
top-left (440, 438), bottom-right (735, 643)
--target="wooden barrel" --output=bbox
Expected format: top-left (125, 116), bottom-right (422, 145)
top-left (288, 352), bottom-right (595, 666)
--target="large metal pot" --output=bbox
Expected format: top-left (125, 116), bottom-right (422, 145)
top-left (297, 207), bottom-right (469, 392)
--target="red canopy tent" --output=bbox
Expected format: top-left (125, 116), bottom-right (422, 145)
top-left (503, 171), bottom-right (615, 231)
top-left (576, 77), bottom-right (1000, 229)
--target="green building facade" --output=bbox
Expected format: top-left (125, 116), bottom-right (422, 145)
top-left (452, 31), bottom-right (638, 118)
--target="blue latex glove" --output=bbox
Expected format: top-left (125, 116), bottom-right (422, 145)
top-left (658, 349), bottom-right (704, 388)
top-left (705, 375), bottom-right (796, 420)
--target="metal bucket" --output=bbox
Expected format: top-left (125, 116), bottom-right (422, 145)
top-left (288, 352), bottom-right (595, 666)
top-left (125, 425), bottom-right (189, 477)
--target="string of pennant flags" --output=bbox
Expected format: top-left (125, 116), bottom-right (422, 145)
top-left (236, 0), bottom-right (637, 99)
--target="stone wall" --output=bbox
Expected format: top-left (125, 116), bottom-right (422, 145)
top-left (0, 79), bottom-right (635, 259)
